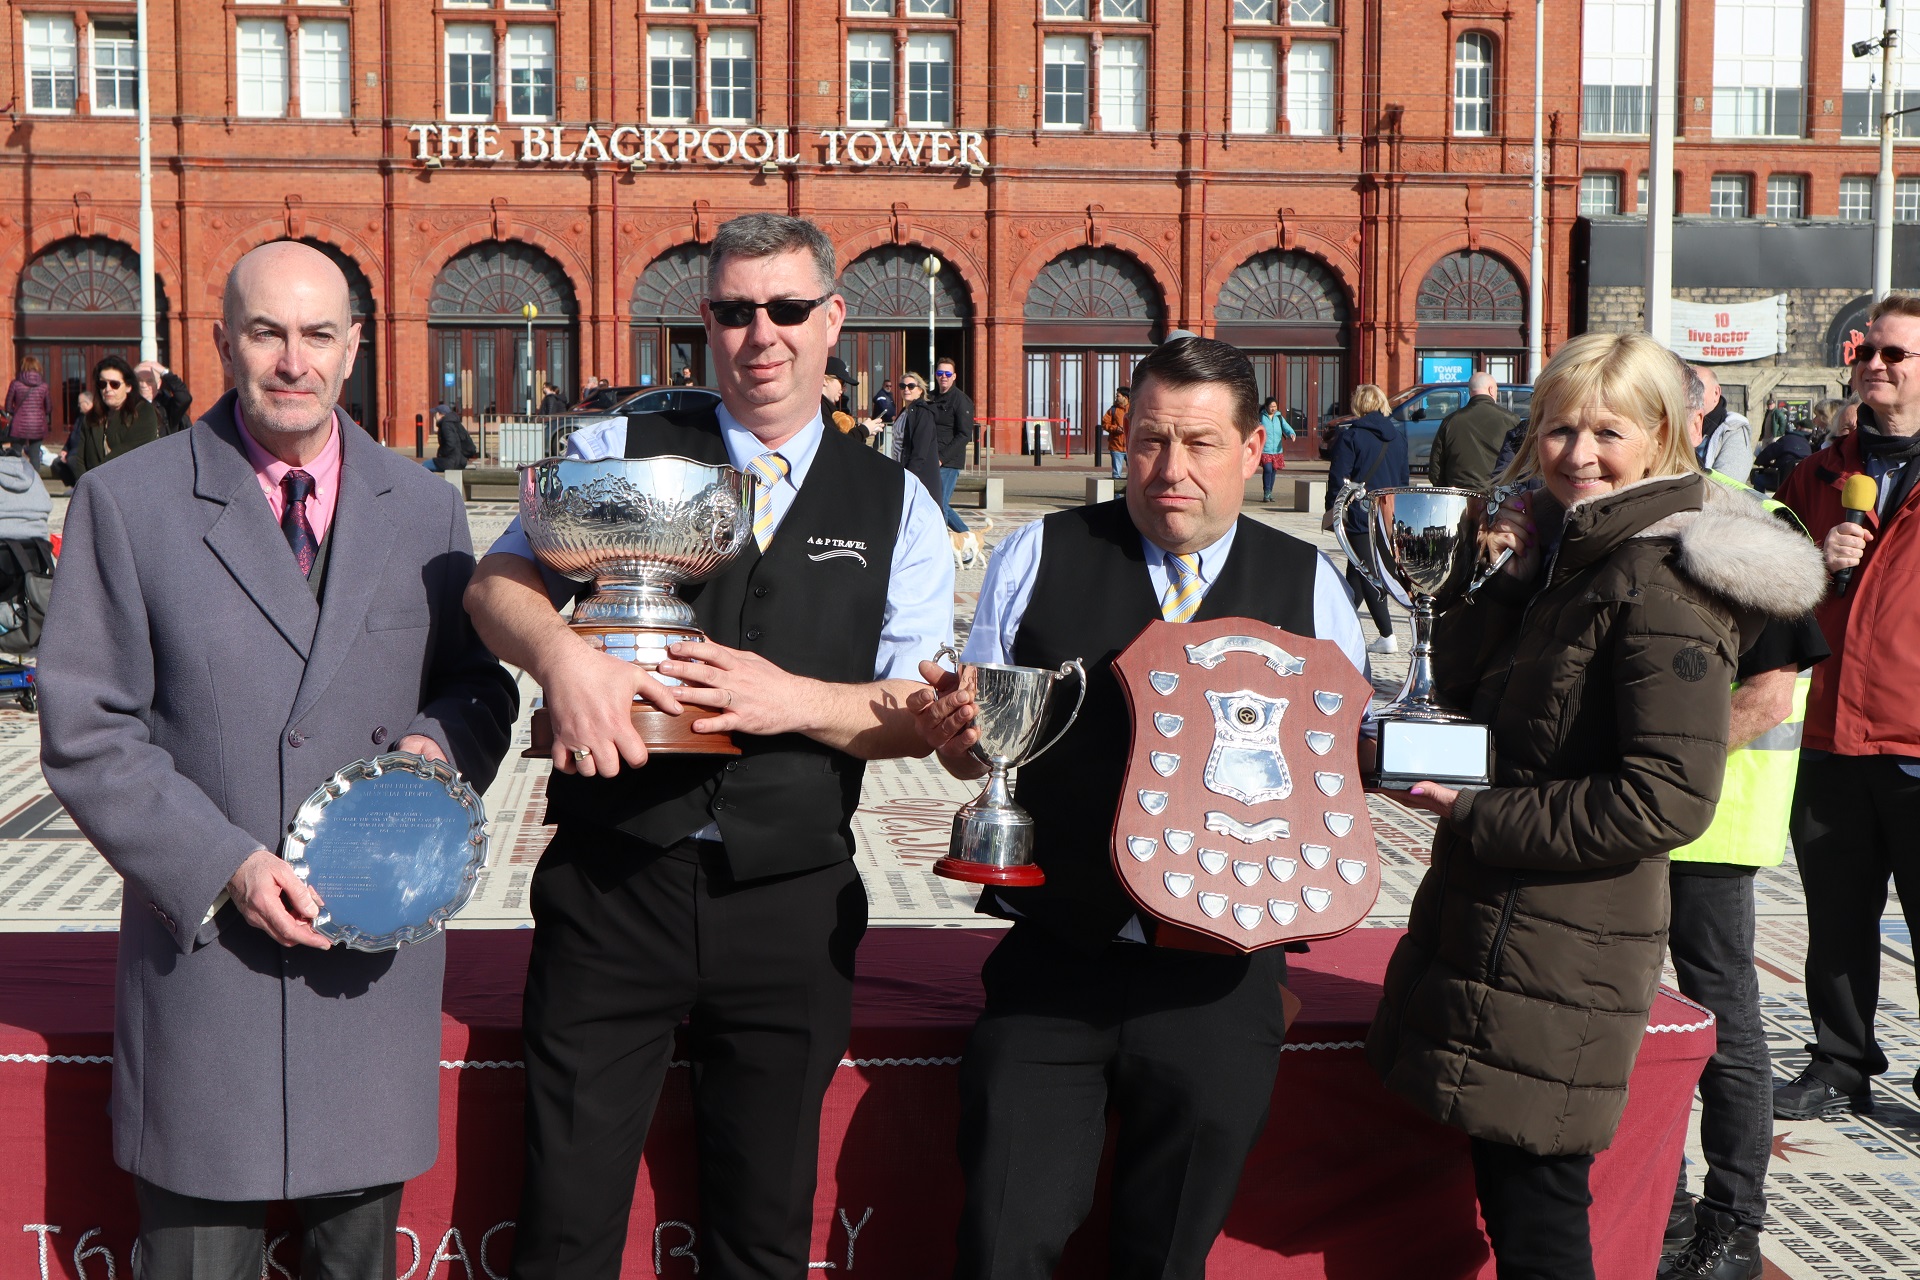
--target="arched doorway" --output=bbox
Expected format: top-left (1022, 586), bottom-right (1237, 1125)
top-left (1214, 249), bottom-right (1351, 459)
top-left (292, 238), bottom-right (376, 431)
top-left (1413, 250), bottom-right (1528, 382)
top-left (429, 240), bottom-right (576, 415)
top-left (1023, 247), bottom-right (1165, 457)
top-left (836, 246), bottom-right (971, 418)
top-left (630, 245), bottom-right (709, 389)
top-left (15, 236), bottom-right (169, 445)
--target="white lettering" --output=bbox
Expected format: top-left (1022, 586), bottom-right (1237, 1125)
top-left (23, 1226), bottom-right (59, 1280)
top-left (775, 127), bottom-right (800, 165)
top-left (550, 127), bottom-right (579, 162)
top-left (576, 126), bottom-right (611, 163)
top-left (820, 129), bottom-right (845, 165)
top-left (475, 124), bottom-right (504, 160)
top-left (654, 1221), bottom-right (700, 1274)
top-left (265, 1232), bottom-right (295, 1280)
top-left (609, 125), bottom-right (642, 164)
top-left (72, 1229), bottom-right (117, 1280)
top-left (959, 131), bottom-right (988, 169)
top-left (846, 130), bottom-right (884, 166)
top-left (929, 132), bottom-right (954, 165)
top-left (885, 132), bottom-right (925, 165)
top-left (520, 127), bottom-right (551, 161)
top-left (701, 128), bottom-right (739, 163)
top-left (395, 1227), bottom-right (423, 1280)
top-left (838, 1208), bottom-right (873, 1271)
top-left (427, 1227), bottom-right (471, 1279)
top-left (675, 129), bottom-right (701, 163)
top-left (441, 126), bottom-right (475, 161)
top-left (478, 1222), bottom-right (515, 1280)
top-left (645, 128), bottom-right (676, 164)
top-left (408, 123), bottom-right (436, 161)
top-left (737, 127), bottom-right (776, 164)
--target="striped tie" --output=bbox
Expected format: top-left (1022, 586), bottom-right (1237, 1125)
top-left (748, 451), bottom-right (791, 551)
top-left (1162, 552), bottom-right (1203, 623)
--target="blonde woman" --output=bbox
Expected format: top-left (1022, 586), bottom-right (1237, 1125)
top-left (1324, 382), bottom-right (1409, 652)
top-left (1366, 332), bottom-right (1826, 1279)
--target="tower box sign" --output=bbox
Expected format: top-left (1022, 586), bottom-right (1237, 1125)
top-left (406, 123), bottom-right (990, 171)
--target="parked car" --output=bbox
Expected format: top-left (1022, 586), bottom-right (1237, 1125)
top-left (608, 386), bottom-right (723, 416)
top-left (1318, 382), bottom-right (1534, 471)
top-left (572, 384), bottom-right (643, 413)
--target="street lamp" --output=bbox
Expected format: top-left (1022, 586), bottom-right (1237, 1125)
top-left (1855, 15), bottom-right (1903, 301)
top-left (921, 254), bottom-right (940, 393)
top-left (521, 302), bottom-right (539, 415)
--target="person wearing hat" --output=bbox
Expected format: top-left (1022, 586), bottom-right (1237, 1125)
top-left (823, 356), bottom-right (863, 442)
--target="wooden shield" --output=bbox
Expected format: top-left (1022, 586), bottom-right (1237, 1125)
top-left (1110, 617), bottom-right (1377, 951)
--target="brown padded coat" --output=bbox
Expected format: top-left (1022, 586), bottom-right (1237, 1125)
top-left (1366, 474), bottom-right (1827, 1156)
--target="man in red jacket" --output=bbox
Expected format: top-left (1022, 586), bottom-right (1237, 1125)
top-left (1774, 292), bottom-right (1920, 1120)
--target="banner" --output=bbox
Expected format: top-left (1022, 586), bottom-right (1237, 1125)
top-left (1671, 296), bottom-right (1788, 363)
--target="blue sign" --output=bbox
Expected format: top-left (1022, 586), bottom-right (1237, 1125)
top-left (442, 371), bottom-right (456, 387)
top-left (1419, 356), bottom-right (1474, 385)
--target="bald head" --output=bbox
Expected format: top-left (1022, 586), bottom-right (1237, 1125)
top-left (1467, 371), bottom-right (1497, 398)
top-left (215, 240), bottom-right (362, 462)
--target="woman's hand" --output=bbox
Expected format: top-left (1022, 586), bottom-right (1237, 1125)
top-left (1485, 490), bottom-right (1542, 581)
top-left (1401, 781), bottom-right (1460, 818)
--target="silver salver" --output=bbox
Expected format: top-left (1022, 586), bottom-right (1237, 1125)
top-left (281, 752), bottom-right (489, 952)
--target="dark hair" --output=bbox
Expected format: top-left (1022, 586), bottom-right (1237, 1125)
top-left (1262, 396), bottom-right (1280, 413)
top-left (708, 213), bottom-right (837, 296)
top-left (89, 354), bottom-right (137, 422)
top-left (1129, 337), bottom-right (1261, 437)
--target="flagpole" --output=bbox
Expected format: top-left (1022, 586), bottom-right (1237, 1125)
top-left (136, 0), bottom-right (157, 363)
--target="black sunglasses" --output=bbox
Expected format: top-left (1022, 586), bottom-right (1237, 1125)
top-left (708, 295), bottom-right (833, 329)
top-left (1853, 343), bottom-right (1914, 365)
top-left (98, 377), bottom-right (126, 389)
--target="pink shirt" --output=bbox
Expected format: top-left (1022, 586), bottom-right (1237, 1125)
top-left (235, 405), bottom-right (341, 545)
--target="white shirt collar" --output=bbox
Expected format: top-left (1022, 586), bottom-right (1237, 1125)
top-left (717, 402), bottom-right (825, 489)
top-left (1140, 521), bottom-right (1239, 584)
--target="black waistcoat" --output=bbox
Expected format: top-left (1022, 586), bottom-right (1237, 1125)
top-left (1003, 501), bottom-right (1321, 949)
top-left (543, 409), bottom-right (904, 879)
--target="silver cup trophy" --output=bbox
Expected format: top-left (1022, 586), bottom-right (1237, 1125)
top-left (520, 455), bottom-right (755, 755)
top-left (1329, 484), bottom-right (1512, 790)
top-left (932, 646), bottom-right (1086, 886)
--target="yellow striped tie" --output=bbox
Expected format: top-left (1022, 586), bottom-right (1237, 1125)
top-left (747, 452), bottom-right (790, 551)
top-left (1162, 552), bottom-right (1204, 623)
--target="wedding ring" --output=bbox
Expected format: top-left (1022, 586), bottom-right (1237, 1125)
top-left (569, 746), bottom-right (592, 762)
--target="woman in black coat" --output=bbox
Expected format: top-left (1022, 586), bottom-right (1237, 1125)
top-left (68, 355), bottom-right (162, 481)
top-left (1324, 383), bottom-right (1410, 652)
top-left (891, 374), bottom-right (943, 502)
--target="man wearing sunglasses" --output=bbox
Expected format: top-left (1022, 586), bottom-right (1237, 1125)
top-left (466, 212), bottom-right (954, 1280)
top-left (1775, 293), bottom-right (1920, 1124)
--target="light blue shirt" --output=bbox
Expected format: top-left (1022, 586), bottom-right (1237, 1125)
top-left (487, 404), bottom-right (956, 680)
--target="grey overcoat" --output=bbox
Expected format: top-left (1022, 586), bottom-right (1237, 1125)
top-left (38, 392), bottom-right (518, 1201)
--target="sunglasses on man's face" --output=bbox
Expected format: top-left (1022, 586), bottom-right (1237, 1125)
top-left (934, 370), bottom-right (955, 379)
top-left (708, 295), bottom-right (833, 329)
top-left (1854, 344), bottom-right (1914, 366)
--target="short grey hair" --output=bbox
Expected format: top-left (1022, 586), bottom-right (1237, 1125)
top-left (1678, 359), bottom-right (1707, 413)
top-left (707, 214), bottom-right (837, 296)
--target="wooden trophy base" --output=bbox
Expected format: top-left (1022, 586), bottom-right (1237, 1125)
top-left (932, 856), bottom-right (1046, 887)
top-left (526, 701), bottom-right (741, 758)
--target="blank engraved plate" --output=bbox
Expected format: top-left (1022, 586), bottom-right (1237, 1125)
top-left (1126, 836), bottom-right (1158, 862)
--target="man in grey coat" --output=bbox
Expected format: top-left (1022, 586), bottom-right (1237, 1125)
top-left (38, 241), bottom-right (517, 1280)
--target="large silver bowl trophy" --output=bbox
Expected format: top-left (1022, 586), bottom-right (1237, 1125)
top-left (931, 646), bottom-right (1086, 886)
top-left (520, 456), bottom-right (755, 755)
top-left (1328, 484), bottom-right (1511, 790)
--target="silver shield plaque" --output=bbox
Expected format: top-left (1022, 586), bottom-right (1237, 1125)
top-left (281, 752), bottom-right (489, 952)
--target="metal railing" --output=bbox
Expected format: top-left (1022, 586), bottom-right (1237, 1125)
top-left (472, 412), bottom-right (609, 466)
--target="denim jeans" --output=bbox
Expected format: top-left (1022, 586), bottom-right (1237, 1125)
top-left (1110, 448), bottom-right (1126, 480)
top-left (937, 466), bottom-right (969, 533)
top-left (1668, 866), bottom-right (1770, 1230)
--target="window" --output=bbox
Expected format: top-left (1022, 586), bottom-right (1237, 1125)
top-left (298, 20), bottom-right (349, 118)
top-left (1453, 33), bottom-right (1493, 135)
top-left (847, 0), bottom-right (891, 11)
top-left (1637, 170), bottom-right (1648, 208)
top-left (648, 29), bottom-right (694, 121)
top-left (1765, 174), bottom-right (1805, 219)
top-left (505, 26), bottom-right (554, 119)
top-left (708, 28), bottom-right (754, 123)
top-left (236, 19), bottom-right (289, 117)
top-left (1102, 0), bottom-right (1142, 17)
top-left (506, 0), bottom-right (552, 8)
top-left (445, 0), bottom-right (489, 7)
top-left (1713, 0), bottom-right (1806, 137)
top-left (1230, 39), bottom-right (1277, 133)
top-left (91, 22), bottom-right (138, 114)
top-left (1843, 0), bottom-right (1920, 136)
top-left (1099, 35), bottom-right (1146, 131)
top-left (1290, 0), bottom-right (1332, 21)
top-left (1044, 0), bottom-right (1087, 17)
top-left (445, 24), bottom-right (495, 120)
top-left (907, 34), bottom-right (953, 127)
top-left (647, 0), bottom-right (695, 10)
top-left (24, 16), bottom-right (77, 113)
top-left (1582, 0), bottom-right (1652, 134)
top-left (1233, 0), bottom-right (1275, 21)
top-left (905, 0), bottom-right (952, 14)
top-left (709, 0), bottom-right (754, 12)
top-left (1709, 174), bottom-right (1750, 219)
top-left (1286, 40), bottom-right (1333, 135)
top-left (1840, 176), bottom-right (1875, 220)
top-left (1043, 36), bottom-right (1088, 128)
top-left (1899, 177), bottom-right (1920, 223)
top-left (1579, 172), bottom-right (1623, 216)
top-left (847, 33), bottom-right (892, 126)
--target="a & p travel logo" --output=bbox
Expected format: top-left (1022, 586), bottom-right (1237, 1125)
top-left (806, 535), bottom-right (870, 569)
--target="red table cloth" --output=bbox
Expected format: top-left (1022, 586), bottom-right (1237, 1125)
top-left (0, 926), bottom-right (1711, 1278)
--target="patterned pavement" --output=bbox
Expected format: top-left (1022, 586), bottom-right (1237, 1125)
top-left (7, 487), bottom-right (1920, 1277)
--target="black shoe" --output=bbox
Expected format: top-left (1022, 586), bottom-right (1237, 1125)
top-left (1774, 1070), bottom-right (1872, 1119)
top-left (1664, 1207), bottom-right (1761, 1279)
top-left (1656, 1195), bottom-right (1696, 1277)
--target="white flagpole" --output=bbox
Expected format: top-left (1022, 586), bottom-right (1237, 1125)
top-left (136, 0), bottom-right (157, 362)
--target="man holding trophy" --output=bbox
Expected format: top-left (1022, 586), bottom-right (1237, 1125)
top-left (910, 337), bottom-right (1369, 1279)
top-left (465, 213), bottom-right (953, 1280)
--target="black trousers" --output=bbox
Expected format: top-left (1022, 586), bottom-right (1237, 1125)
top-left (954, 923), bottom-right (1291, 1280)
top-left (1791, 754), bottom-right (1920, 1092)
top-left (1667, 866), bottom-right (1771, 1229)
top-left (133, 1178), bottom-right (402, 1280)
top-left (1469, 1138), bottom-right (1595, 1280)
top-left (1341, 528), bottom-right (1393, 637)
top-left (510, 829), bottom-right (868, 1280)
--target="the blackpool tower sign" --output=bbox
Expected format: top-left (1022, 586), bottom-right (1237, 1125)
top-left (405, 123), bottom-right (990, 171)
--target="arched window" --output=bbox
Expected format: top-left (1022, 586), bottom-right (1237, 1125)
top-left (630, 244), bottom-right (710, 323)
top-left (839, 247), bottom-right (970, 325)
top-left (430, 240), bottom-right (576, 320)
top-left (1024, 247), bottom-right (1163, 323)
top-left (1215, 250), bottom-right (1350, 324)
top-left (1453, 32), bottom-right (1494, 136)
top-left (1416, 250), bottom-right (1523, 323)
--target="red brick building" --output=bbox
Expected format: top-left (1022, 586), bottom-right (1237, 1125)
top-left (11, 0), bottom-right (1842, 453)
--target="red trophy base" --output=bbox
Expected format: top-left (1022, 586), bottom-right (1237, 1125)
top-left (525, 701), bottom-right (741, 758)
top-left (932, 857), bottom-right (1047, 887)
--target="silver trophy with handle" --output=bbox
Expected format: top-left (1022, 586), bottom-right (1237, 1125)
top-left (931, 646), bottom-right (1086, 886)
top-left (1328, 484), bottom-right (1511, 790)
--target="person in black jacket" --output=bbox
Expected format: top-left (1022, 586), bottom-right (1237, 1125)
top-left (1324, 383), bottom-right (1410, 654)
top-left (892, 373), bottom-right (942, 501)
top-left (425, 410), bottom-right (479, 471)
top-left (928, 357), bottom-right (975, 533)
top-left (136, 361), bottom-right (194, 435)
top-left (536, 382), bottom-right (569, 416)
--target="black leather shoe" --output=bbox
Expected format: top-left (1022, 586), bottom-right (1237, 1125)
top-left (1665, 1207), bottom-right (1762, 1279)
top-left (1658, 1193), bottom-right (1696, 1272)
top-left (1773, 1070), bottom-right (1872, 1120)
